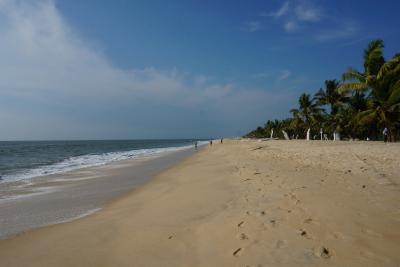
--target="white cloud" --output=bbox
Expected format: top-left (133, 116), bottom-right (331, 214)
top-left (261, 1), bottom-right (358, 42)
top-left (252, 72), bottom-right (271, 79)
top-left (0, 0), bottom-right (229, 105)
top-left (278, 70), bottom-right (292, 81)
top-left (284, 21), bottom-right (298, 32)
top-left (294, 4), bottom-right (321, 22)
top-left (265, 1), bottom-right (322, 33)
top-left (268, 1), bottom-right (290, 18)
top-left (243, 21), bottom-right (262, 32)
top-left (0, 0), bottom-right (293, 139)
top-left (253, 70), bottom-right (292, 82)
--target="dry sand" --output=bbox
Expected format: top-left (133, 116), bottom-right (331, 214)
top-left (0, 140), bottom-right (399, 267)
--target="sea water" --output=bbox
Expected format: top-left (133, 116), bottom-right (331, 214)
top-left (0, 139), bottom-right (203, 183)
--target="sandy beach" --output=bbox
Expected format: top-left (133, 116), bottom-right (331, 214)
top-left (0, 148), bottom-right (195, 239)
top-left (1, 140), bottom-right (399, 267)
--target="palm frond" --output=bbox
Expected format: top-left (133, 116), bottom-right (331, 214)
top-left (289, 108), bottom-right (300, 116)
top-left (388, 82), bottom-right (400, 106)
top-left (338, 82), bottom-right (368, 93)
top-left (364, 40), bottom-right (384, 60)
top-left (342, 68), bottom-right (364, 81)
top-left (388, 103), bottom-right (400, 112)
top-left (313, 88), bottom-right (326, 105)
top-left (357, 109), bottom-right (377, 125)
top-left (377, 55), bottom-right (400, 80)
top-left (364, 39), bottom-right (385, 75)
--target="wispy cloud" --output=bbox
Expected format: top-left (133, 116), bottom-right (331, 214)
top-left (267, 1), bottom-right (290, 18)
top-left (253, 70), bottom-right (292, 82)
top-left (242, 21), bottom-right (262, 32)
top-left (265, 1), bottom-right (322, 33)
top-left (262, 1), bottom-right (358, 41)
top-left (316, 23), bottom-right (357, 41)
top-left (252, 72), bottom-right (271, 79)
top-left (278, 70), bottom-right (292, 81)
top-left (284, 21), bottom-right (298, 32)
top-left (294, 4), bottom-right (321, 22)
top-left (0, 0), bottom-right (294, 139)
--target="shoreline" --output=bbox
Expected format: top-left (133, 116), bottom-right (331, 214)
top-left (0, 147), bottom-right (196, 240)
top-left (0, 141), bottom-right (200, 185)
top-left (1, 140), bottom-right (399, 266)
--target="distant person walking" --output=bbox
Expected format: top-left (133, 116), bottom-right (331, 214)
top-left (209, 140), bottom-right (213, 146)
top-left (220, 138), bottom-right (223, 144)
top-left (195, 141), bottom-right (198, 150)
top-left (383, 127), bottom-right (388, 143)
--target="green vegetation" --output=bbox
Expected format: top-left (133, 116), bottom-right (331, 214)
top-left (245, 40), bottom-right (400, 141)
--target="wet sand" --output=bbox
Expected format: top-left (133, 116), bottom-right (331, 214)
top-left (0, 140), bottom-right (399, 267)
top-left (0, 148), bottom-right (195, 239)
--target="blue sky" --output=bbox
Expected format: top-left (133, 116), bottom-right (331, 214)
top-left (0, 0), bottom-right (399, 140)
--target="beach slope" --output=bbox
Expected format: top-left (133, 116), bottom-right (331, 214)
top-left (0, 140), bottom-right (399, 267)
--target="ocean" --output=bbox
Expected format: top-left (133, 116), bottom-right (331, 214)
top-left (0, 139), bottom-right (201, 183)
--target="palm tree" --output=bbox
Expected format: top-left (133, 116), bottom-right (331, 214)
top-left (314, 80), bottom-right (342, 115)
top-left (289, 108), bottom-right (304, 138)
top-left (330, 91), bottom-right (370, 139)
top-left (339, 39), bottom-right (400, 141)
top-left (314, 80), bottom-right (345, 137)
top-left (340, 39), bottom-right (385, 92)
top-left (245, 126), bottom-right (266, 138)
top-left (245, 39), bottom-right (399, 141)
top-left (290, 93), bottom-right (324, 137)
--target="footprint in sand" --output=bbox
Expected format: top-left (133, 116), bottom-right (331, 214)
top-left (269, 219), bottom-right (277, 227)
top-left (288, 193), bottom-right (301, 205)
top-left (239, 233), bottom-right (249, 240)
top-left (313, 246), bottom-right (332, 259)
top-left (238, 221), bottom-right (245, 227)
top-left (232, 247), bottom-right (242, 256)
top-left (298, 229), bottom-right (312, 239)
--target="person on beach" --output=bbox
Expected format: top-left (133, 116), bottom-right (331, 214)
top-left (220, 138), bottom-right (223, 144)
top-left (195, 141), bottom-right (198, 150)
top-left (383, 127), bottom-right (388, 143)
top-left (209, 140), bottom-right (213, 146)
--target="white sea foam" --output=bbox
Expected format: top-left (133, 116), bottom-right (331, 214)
top-left (1, 143), bottom-right (206, 183)
top-left (0, 186), bottom-right (57, 203)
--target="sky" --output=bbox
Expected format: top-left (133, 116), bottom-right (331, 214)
top-left (0, 0), bottom-right (399, 140)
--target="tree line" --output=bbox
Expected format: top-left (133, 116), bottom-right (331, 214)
top-left (245, 40), bottom-right (400, 142)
